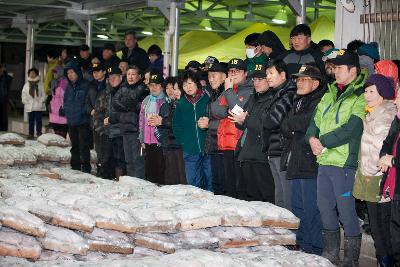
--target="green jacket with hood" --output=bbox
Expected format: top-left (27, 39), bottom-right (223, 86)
top-left (305, 69), bottom-right (368, 169)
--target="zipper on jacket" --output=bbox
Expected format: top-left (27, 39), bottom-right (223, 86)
top-left (193, 102), bottom-right (202, 152)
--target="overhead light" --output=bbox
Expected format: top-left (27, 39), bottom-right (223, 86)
top-left (200, 19), bottom-right (212, 31)
top-left (272, 7), bottom-right (288, 24)
top-left (141, 27), bottom-right (153, 35)
top-left (109, 24), bottom-right (118, 35)
top-left (96, 17), bottom-right (107, 21)
top-left (97, 34), bottom-right (109, 39)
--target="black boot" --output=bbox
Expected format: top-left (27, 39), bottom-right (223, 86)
top-left (322, 229), bottom-right (340, 265)
top-left (377, 256), bottom-right (394, 267)
top-left (342, 234), bottom-right (362, 267)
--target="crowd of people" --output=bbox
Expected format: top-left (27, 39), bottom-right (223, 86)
top-left (12, 24), bottom-right (400, 267)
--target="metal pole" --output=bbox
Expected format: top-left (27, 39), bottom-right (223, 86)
top-left (24, 20), bottom-right (34, 122)
top-left (296, 0), bottom-right (306, 24)
top-left (86, 18), bottom-right (93, 52)
top-left (171, 5), bottom-right (180, 76)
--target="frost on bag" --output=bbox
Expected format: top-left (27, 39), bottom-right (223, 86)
top-left (37, 133), bottom-right (70, 147)
top-left (248, 201), bottom-right (300, 229)
top-left (0, 204), bottom-right (46, 237)
top-left (0, 145), bottom-right (14, 166)
top-left (171, 229), bottom-right (219, 249)
top-left (174, 207), bottom-right (222, 231)
top-left (134, 233), bottom-right (177, 254)
top-left (129, 207), bottom-right (178, 233)
top-left (0, 132), bottom-right (25, 145)
top-left (2, 145), bottom-right (37, 165)
top-left (0, 227), bottom-right (42, 260)
top-left (83, 228), bottom-right (134, 254)
top-left (28, 202), bottom-right (95, 233)
top-left (210, 227), bottom-right (260, 249)
top-left (40, 225), bottom-right (89, 255)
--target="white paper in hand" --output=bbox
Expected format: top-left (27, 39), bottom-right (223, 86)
top-left (231, 104), bottom-right (244, 116)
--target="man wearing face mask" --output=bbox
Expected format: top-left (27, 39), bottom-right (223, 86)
top-left (244, 33), bottom-right (267, 75)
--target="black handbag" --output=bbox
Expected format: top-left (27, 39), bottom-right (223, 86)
top-left (58, 106), bottom-right (65, 117)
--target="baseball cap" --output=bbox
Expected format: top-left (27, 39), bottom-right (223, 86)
top-left (91, 62), bottom-right (105, 72)
top-left (204, 56), bottom-right (219, 66)
top-left (251, 63), bottom-right (267, 78)
top-left (208, 62), bottom-right (227, 74)
top-left (228, 58), bottom-right (246, 71)
top-left (149, 71), bottom-right (164, 84)
top-left (79, 44), bottom-right (90, 51)
top-left (292, 65), bottom-right (322, 81)
top-left (185, 60), bottom-right (201, 70)
top-left (330, 49), bottom-right (360, 68)
top-left (106, 65), bottom-right (122, 76)
top-left (322, 48), bottom-right (340, 62)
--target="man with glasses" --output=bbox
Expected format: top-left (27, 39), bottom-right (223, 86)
top-left (211, 58), bottom-right (253, 198)
top-left (282, 24), bottom-right (325, 76)
top-left (281, 65), bottom-right (326, 255)
top-left (305, 50), bottom-right (367, 266)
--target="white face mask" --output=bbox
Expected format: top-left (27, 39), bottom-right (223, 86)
top-left (246, 48), bottom-right (256, 59)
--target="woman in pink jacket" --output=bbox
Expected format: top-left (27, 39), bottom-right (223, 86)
top-left (49, 66), bottom-right (68, 138)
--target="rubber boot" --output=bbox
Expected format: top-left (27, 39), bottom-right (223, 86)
top-left (341, 234), bottom-right (362, 267)
top-left (322, 229), bottom-right (340, 265)
top-left (377, 256), bottom-right (394, 267)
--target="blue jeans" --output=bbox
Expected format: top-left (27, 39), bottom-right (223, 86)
top-left (28, 111), bottom-right (42, 136)
top-left (183, 152), bottom-right (213, 192)
top-left (317, 166), bottom-right (360, 237)
top-left (292, 178), bottom-right (323, 255)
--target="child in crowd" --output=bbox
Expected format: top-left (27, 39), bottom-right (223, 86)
top-left (21, 68), bottom-right (46, 139)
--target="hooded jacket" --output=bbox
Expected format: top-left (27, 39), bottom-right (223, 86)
top-left (21, 76), bottom-right (46, 112)
top-left (305, 70), bottom-right (368, 169)
top-left (211, 78), bottom-right (253, 151)
top-left (63, 60), bottom-right (94, 126)
top-left (49, 77), bottom-right (68, 125)
top-left (258, 30), bottom-right (287, 60)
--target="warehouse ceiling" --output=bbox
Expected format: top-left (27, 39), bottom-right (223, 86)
top-left (0, 0), bottom-right (336, 46)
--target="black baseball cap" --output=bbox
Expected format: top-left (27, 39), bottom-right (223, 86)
top-left (107, 65), bottom-right (122, 76)
top-left (330, 49), bottom-right (360, 68)
top-left (149, 71), bottom-right (164, 84)
top-left (80, 44), bottom-right (90, 51)
top-left (292, 65), bottom-right (322, 80)
top-left (92, 62), bottom-right (105, 72)
top-left (251, 63), bottom-right (267, 78)
top-left (208, 62), bottom-right (227, 74)
top-left (228, 58), bottom-right (246, 71)
top-left (185, 60), bottom-right (201, 70)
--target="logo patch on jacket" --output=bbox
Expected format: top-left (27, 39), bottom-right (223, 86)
top-left (238, 96), bottom-right (244, 102)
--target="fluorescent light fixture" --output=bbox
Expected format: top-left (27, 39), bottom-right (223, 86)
top-left (97, 34), bottom-right (109, 39)
top-left (272, 8), bottom-right (288, 24)
top-left (141, 27), bottom-right (153, 35)
top-left (96, 17), bottom-right (107, 21)
top-left (200, 19), bottom-right (212, 31)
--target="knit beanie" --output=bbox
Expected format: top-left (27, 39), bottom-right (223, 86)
top-left (365, 73), bottom-right (396, 100)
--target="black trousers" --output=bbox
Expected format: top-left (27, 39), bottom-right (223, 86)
top-left (210, 152), bottom-right (225, 195)
top-left (123, 133), bottom-right (145, 179)
top-left (163, 149), bottom-right (186, 185)
top-left (69, 123), bottom-right (91, 173)
top-left (0, 97), bottom-right (8, 131)
top-left (391, 197), bottom-right (400, 264)
top-left (236, 161), bottom-right (275, 203)
top-left (367, 201), bottom-right (392, 257)
top-left (145, 144), bottom-right (165, 185)
top-left (112, 136), bottom-right (125, 170)
top-left (223, 150), bottom-right (238, 198)
top-left (94, 131), bottom-right (114, 180)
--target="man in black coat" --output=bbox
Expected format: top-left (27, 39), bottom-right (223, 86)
top-left (109, 65), bottom-right (148, 179)
top-left (281, 65), bottom-right (326, 255)
top-left (120, 30), bottom-right (150, 74)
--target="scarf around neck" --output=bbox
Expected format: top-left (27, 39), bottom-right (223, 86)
top-left (28, 76), bottom-right (40, 98)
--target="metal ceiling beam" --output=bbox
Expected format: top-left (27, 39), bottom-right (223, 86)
top-left (283, 0), bottom-right (302, 16)
top-left (0, 2), bottom-right (70, 9)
